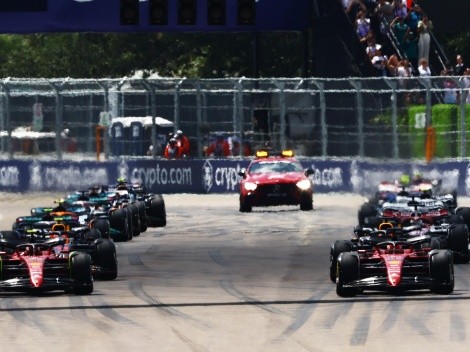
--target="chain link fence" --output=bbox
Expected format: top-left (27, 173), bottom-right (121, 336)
top-left (0, 76), bottom-right (469, 160)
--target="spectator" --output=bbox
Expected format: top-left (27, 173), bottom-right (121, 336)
top-left (375, 0), bottom-right (395, 26)
top-left (347, 0), bottom-right (367, 24)
top-left (417, 14), bottom-right (433, 62)
top-left (397, 58), bottom-right (413, 103)
top-left (371, 48), bottom-right (389, 76)
top-left (393, 0), bottom-right (407, 19)
top-left (356, 10), bottom-right (372, 44)
top-left (454, 55), bottom-right (466, 76)
top-left (366, 37), bottom-right (382, 58)
top-left (405, 4), bottom-right (422, 32)
top-left (402, 30), bottom-right (419, 70)
top-left (463, 68), bottom-right (470, 103)
top-left (205, 134), bottom-right (230, 157)
top-left (175, 129), bottom-right (190, 156)
top-left (164, 138), bottom-right (183, 159)
top-left (418, 57), bottom-right (431, 77)
top-left (387, 54), bottom-right (400, 76)
top-left (441, 64), bottom-right (457, 104)
top-left (390, 16), bottom-right (409, 53)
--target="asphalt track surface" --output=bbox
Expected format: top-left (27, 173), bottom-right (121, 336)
top-left (1, 192), bottom-right (470, 352)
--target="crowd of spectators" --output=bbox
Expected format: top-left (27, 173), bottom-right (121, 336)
top-left (343, 0), bottom-right (468, 79)
top-left (344, 0), bottom-right (469, 105)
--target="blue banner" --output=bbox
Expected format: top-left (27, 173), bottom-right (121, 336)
top-left (0, 0), bottom-right (311, 34)
top-left (1, 158), bottom-right (470, 197)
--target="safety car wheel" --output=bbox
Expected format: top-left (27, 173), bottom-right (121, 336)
top-left (330, 240), bottom-right (353, 282)
top-left (430, 250), bottom-right (454, 294)
top-left (447, 224), bottom-right (470, 264)
top-left (147, 195), bottom-right (167, 227)
top-left (93, 239), bottom-right (118, 281)
top-left (336, 252), bottom-right (359, 297)
top-left (300, 196), bottom-right (313, 211)
top-left (239, 198), bottom-right (252, 213)
top-left (358, 203), bottom-right (377, 226)
top-left (70, 253), bottom-right (93, 295)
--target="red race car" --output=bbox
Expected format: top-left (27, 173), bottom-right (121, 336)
top-left (336, 234), bottom-right (454, 297)
top-left (0, 231), bottom-right (93, 295)
top-left (238, 150), bottom-right (314, 212)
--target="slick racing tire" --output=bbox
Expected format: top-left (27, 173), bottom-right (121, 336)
top-left (91, 218), bottom-right (111, 239)
top-left (70, 253), bottom-right (94, 295)
top-left (430, 250), bottom-right (454, 294)
top-left (457, 207), bottom-right (470, 230)
top-left (110, 208), bottom-right (131, 242)
top-left (336, 252), bottom-right (359, 297)
top-left (447, 224), bottom-right (470, 264)
top-left (136, 200), bottom-right (148, 233)
top-left (0, 230), bottom-right (27, 248)
top-left (93, 239), bottom-right (118, 281)
top-left (128, 203), bottom-right (141, 237)
top-left (358, 203), bottom-right (377, 226)
top-left (147, 195), bottom-right (167, 227)
top-left (330, 240), bottom-right (353, 283)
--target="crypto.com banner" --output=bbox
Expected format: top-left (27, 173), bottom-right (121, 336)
top-left (0, 158), bottom-right (468, 196)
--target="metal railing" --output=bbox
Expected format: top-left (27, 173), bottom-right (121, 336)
top-left (0, 76), bottom-right (469, 160)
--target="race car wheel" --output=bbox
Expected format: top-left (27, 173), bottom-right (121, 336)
top-left (110, 208), bottom-right (131, 242)
top-left (136, 201), bottom-right (148, 232)
top-left (124, 207), bottom-right (134, 241)
top-left (70, 253), bottom-right (93, 295)
top-left (447, 224), bottom-right (470, 264)
top-left (330, 240), bottom-right (353, 282)
top-left (457, 207), bottom-right (470, 229)
top-left (430, 250), bottom-right (454, 294)
top-left (300, 194), bottom-right (313, 211)
top-left (128, 203), bottom-right (141, 237)
top-left (93, 239), bottom-right (118, 281)
top-left (91, 218), bottom-right (111, 239)
top-left (336, 252), bottom-right (359, 297)
top-left (239, 197), bottom-right (252, 213)
top-left (358, 203), bottom-right (377, 226)
top-left (147, 195), bottom-right (167, 227)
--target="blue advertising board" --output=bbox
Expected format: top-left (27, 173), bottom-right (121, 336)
top-left (0, 0), bottom-right (312, 34)
top-left (2, 157), bottom-right (470, 197)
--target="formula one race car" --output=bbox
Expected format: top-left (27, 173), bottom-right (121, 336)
top-left (11, 217), bottom-right (118, 281)
top-left (238, 150), bottom-right (314, 212)
top-left (0, 231), bottom-right (93, 294)
top-left (336, 234), bottom-right (454, 297)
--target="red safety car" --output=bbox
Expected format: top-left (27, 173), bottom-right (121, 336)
top-left (238, 150), bottom-right (314, 212)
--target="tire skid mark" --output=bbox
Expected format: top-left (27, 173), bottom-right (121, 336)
top-left (209, 249), bottom-right (230, 267)
top-left (405, 312), bottom-right (434, 337)
top-left (88, 296), bottom-right (136, 325)
top-left (68, 295), bottom-right (112, 333)
top-left (282, 285), bottom-right (331, 336)
top-left (349, 307), bottom-right (372, 346)
top-left (127, 254), bottom-right (156, 271)
top-left (128, 280), bottom-right (191, 320)
top-left (0, 298), bottom-right (36, 328)
top-left (450, 314), bottom-right (466, 341)
top-left (171, 327), bottom-right (209, 352)
top-left (220, 279), bottom-right (286, 315)
top-left (318, 301), bottom-right (354, 329)
top-left (378, 299), bottom-right (404, 330)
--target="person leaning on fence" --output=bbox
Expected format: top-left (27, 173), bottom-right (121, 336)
top-left (164, 138), bottom-right (183, 159)
top-left (175, 129), bottom-right (190, 157)
top-left (205, 134), bottom-right (230, 157)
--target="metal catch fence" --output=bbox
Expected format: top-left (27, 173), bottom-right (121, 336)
top-left (0, 76), bottom-right (469, 160)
